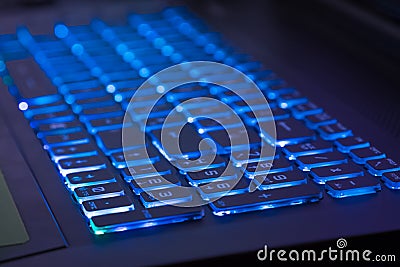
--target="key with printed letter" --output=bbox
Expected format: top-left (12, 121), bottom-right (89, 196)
top-left (209, 184), bottom-right (322, 216)
top-left (260, 118), bottom-right (315, 147)
top-left (325, 175), bottom-right (381, 198)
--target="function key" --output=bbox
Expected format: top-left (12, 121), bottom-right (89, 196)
top-left (349, 146), bottom-right (386, 164)
top-left (334, 136), bottom-right (370, 153)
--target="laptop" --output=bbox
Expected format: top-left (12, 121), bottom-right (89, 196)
top-left (1, 0), bottom-right (400, 265)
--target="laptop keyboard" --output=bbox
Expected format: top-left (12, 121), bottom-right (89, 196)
top-left (1, 7), bottom-right (400, 235)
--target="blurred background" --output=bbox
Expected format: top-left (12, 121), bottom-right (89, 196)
top-left (1, 0), bottom-right (399, 140)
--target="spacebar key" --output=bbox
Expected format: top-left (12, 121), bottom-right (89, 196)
top-left (89, 206), bottom-right (205, 235)
top-left (210, 184), bottom-right (322, 216)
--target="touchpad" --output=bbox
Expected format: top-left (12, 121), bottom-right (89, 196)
top-left (0, 170), bottom-right (29, 247)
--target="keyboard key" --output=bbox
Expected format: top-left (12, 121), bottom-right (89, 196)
top-left (242, 106), bottom-right (290, 125)
top-left (277, 90), bottom-right (307, 108)
top-left (58, 155), bottom-right (107, 172)
top-left (296, 151), bottom-right (347, 171)
top-left (381, 171), bottom-right (400, 189)
top-left (243, 157), bottom-right (292, 178)
top-left (7, 58), bottom-right (58, 98)
top-left (74, 182), bottom-right (125, 203)
top-left (334, 136), bottom-right (370, 153)
top-left (174, 155), bottom-right (226, 172)
top-left (254, 169), bottom-right (307, 190)
top-left (209, 184), bottom-right (322, 216)
top-left (150, 125), bottom-right (213, 159)
top-left (365, 158), bottom-right (400, 176)
top-left (86, 115), bottom-right (127, 133)
top-left (42, 130), bottom-right (89, 146)
top-left (121, 158), bottom-right (175, 181)
top-left (197, 177), bottom-right (249, 200)
top-left (207, 126), bottom-right (262, 153)
top-left (139, 186), bottom-right (193, 208)
top-left (96, 126), bottom-right (145, 154)
top-left (80, 103), bottom-right (123, 119)
top-left (65, 169), bottom-right (116, 189)
top-left (282, 139), bottom-right (333, 160)
top-left (31, 109), bottom-right (75, 123)
top-left (260, 118), bottom-right (316, 147)
top-left (310, 163), bottom-right (364, 184)
top-left (82, 195), bottom-right (134, 218)
top-left (291, 102), bottom-right (322, 119)
top-left (48, 141), bottom-right (98, 161)
top-left (109, 146), bottom-right (160, 168)
top-left (130, 173), bottom-right (181, 194)
top-left (349, 146), bottom-right (386, 164)
top-left (89, 205), bottom-right (204, 235)
top-left (231, 144), bottom-right (276, 166)
top-left (185, 165), bottom-right (238, 186)
top-left (325, 175), bottom-right (381, 198)
top-left (36, 119), bottom-right (81, 133)
top-left (304, 112), bottom-right (336, 129)
top-left (317, 122), bottom-right (352, 140)
top-left (194, 116), bottom-right (242, 133)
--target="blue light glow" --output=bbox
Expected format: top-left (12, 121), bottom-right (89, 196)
top-left (71, 43), bottom-right (84, 56)
top-left (138, 23), bottom-right (151, 35)
top-left (170, 53), bottom-right (183, 63)
top-left (54, 24), bottom-right (69, 38)
top-left (326, 183), bottom-right (381, 198)
top-left (123, 51), bottom-right (135, 62)
top-left (106, 84), bottom-right (116, 93)
top-left (116, 43), bottom-right (128, 55)
top-left (139, 68), bottom-right (150, 78)
top-left (161, 45), bottom-right (174, 56)
top-left (114, 94), bottom-right (123, 102)
top-left (0, 61), bottom-right (5, 72)
top-left (153, 37), bottom-right (166, 49)
top-left (18, 102), bottom-right (29, 111)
